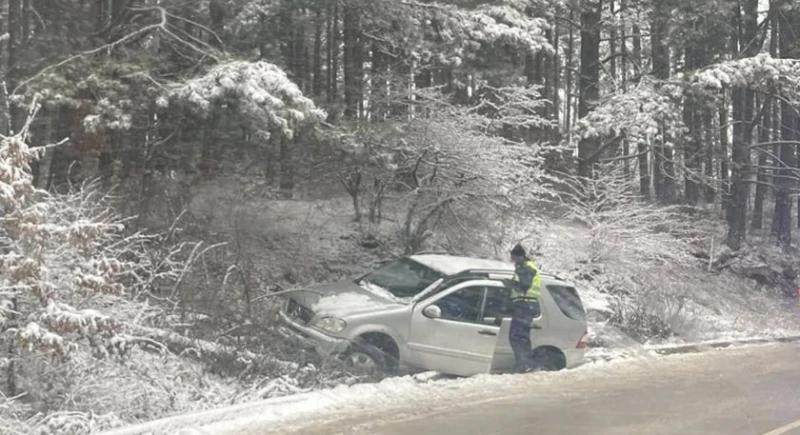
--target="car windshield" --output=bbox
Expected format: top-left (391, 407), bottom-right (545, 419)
top-left (358, 258), bottom-right (444, 299)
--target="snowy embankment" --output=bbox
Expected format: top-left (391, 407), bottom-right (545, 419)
top-left (95, 357), bottom-right (629, 435)
top-left (99, 193), bottom-right (800, 435)
top-left (99, 340), bottom-right (795, 435)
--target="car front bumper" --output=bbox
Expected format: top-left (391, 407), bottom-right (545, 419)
top-left (277, 309), bottom-right (351, 357)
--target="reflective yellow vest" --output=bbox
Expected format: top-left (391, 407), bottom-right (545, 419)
top-left (510, 260), bottom-right (542, 301)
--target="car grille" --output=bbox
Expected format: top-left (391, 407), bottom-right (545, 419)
top-left (285, 298), bottom-right (314, 324)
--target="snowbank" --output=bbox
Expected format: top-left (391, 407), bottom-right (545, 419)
top-left (98, 339), bottom-right (795, 435)
top-left (98, 360), bottom-right (624, 435)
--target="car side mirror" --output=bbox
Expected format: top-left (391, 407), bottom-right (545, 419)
top-left (423, 305), bottom-right (442, 319)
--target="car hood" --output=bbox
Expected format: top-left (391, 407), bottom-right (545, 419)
top-left (290, 280), bottom-right (407, 317)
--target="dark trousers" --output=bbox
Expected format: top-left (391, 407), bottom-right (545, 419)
top-left (509, 299), bottom-right (537, 372)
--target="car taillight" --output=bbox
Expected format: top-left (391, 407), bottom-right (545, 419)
top-left (576, 332), bottom-right (588, 350)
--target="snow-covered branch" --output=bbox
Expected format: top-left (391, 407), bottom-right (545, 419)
top-left (573, 79), bottom-right (684, 147)
top-left (562, 165), bottom-right (699, 266)
top-left (169, 60), bottom-right (326, 140)
top-left (0, 107), bottom-right (207, 365)
top-left (689, 54), bottom-right (800, 103)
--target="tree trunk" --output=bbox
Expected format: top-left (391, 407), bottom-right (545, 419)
top-left (552, 24), bottom-right (560, 127)
top-left (577, 0), bottom-right (602, 178)
top-left (725, 0), bottom-right (758, 251)
top-left (7, 0), bottom-right (22, 133)
top-left (651, 4), bottom-right (672, 201)
top-left (622, 139), bottom-right (630, 177)
top-left (683, 43), bottom-right (700, 204)
top-left (313, 7), bottom-right (324, 98)
top-left (703, 109), bottom-right (716, 203)
top-left (22, 0), bottom-right (30, 42)
top-left (299, 16), bottom-right (311, 94)
top-left (632, 22), bottom-right (642, 76)
top-left (279, 134), bottom-right (294, 199)
top-left (620, 0), bottom-right (628, 91)
top-left (259, 13), bottom-right (269, 60)
top-left (326, 0), bottom-right (339, 104)
top-left (342, 4), bottom-right (363, 119)
top-left (662, 144), bottom-right (677, 202)
top-left (719, 97), bottom-right (730, 208)
top-left (34, 108), bottom-right (54, 190)
top-left (773, 7), bottom-right (799, 245)
top-left (773, 100), bottom-right (795, 245)
top-left (638, 142), bottom-right (649, 198)
top-left (630, 11), bottom-right (646, 196)
top-left (543, 29), bottom-right (553, 121)
top-left (753, 14), bottom-right (779, 230)
top-left (370, 43), bottom-right (387, 121)
top-left (565, 9), bottom-right (574, 133)
top-left (6, 296), bottom-right (17, 396)
top-left (209, 0), bottom-right (225, 48)
top-left (608, 0), bottom-right (617, 88)
top-left (0, 7), bottom-right (5, 135)
top-left (752, 95), bottom-right (771, 230)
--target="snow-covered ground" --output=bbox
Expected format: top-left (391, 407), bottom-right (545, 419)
top-left (99, 340), bottom-right (794, 435)
top-left (96, 189), bottom-right (797, 435)
top-left (96, 357), bottom-right (633, 435)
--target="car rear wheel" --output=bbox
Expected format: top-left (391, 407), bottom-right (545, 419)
top-left (531, 347), bottom-right (567, 371)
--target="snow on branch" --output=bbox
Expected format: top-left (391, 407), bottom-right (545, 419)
top-left (562, 165), bottom-right (698, 266)
top-left (469, 85), bottom-right (554, 130)
top-left (169, 61), bottom-right (326, 139)
top-left (337, 87), bottom-right (559, 253)
top-left (327, 0), bottom-right (553, 69)
top-left (467, 4), bottom-right (552, 55)
top-left (689, 53), bottom-right (800, 102)
top-left (573, 79), bottom-right (684, 147)
top-left (0, 103), bottom-right (204, 362)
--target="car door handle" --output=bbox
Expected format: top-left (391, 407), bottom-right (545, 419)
top-left (478, 330), bottom-right (498, 336)
top-left (530, 324), bottom-right (542, 330)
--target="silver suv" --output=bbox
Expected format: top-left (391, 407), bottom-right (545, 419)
top-left (278, 254), bottom-right (588, 376)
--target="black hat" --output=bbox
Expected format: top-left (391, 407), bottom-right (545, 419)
top-left (510, 243), bottom-right (526, 258)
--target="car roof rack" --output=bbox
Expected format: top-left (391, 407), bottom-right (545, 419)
top-left (541, 272), bottom-right (569, 282)
top-left (409, 250), bottom-right (457, 256)
top-left (447, 268), bottom-right (569, 282)
top-left (446, 268), bottom-right (515, 279)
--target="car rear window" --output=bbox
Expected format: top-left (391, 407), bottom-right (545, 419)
top-left (547, 285), bottom-right (586, 321)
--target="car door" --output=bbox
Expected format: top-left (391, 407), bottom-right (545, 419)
top-left (483, 286), bottom-right (548, 373)
top-left (406, 281), bottom-right (500, 376)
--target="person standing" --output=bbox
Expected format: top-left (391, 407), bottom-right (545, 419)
top-left (502, 243), bottom-right (542, 373)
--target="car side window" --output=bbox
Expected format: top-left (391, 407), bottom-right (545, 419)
top-left (483, 286), bottom-right (513, 322)
top-left (484, 286), bottom-right (541, 324)
top-left (434, 286), bottom-right (485, 323)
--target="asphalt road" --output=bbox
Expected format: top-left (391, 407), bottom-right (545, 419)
top-left (280, 342), bottom-right (800, 435)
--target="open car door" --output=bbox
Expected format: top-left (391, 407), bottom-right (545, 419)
top-left (484, 287), bottom-right (548, 374)
top-left (406, 280), bottom-right (503, 376)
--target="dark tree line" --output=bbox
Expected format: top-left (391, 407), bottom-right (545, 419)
top-left (1, 0), bottom-right (800, 249)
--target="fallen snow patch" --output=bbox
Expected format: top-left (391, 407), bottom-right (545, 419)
top-left (312, 292), bottom-right (392, 316)
top-left (356, 280), bottom-right (409, 304)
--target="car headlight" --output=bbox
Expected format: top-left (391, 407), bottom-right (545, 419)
top-left (311, 316), bottom-right (347, 333)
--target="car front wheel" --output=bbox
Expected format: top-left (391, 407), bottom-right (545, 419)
top-left (342, 341), bottom-right (391, 376)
